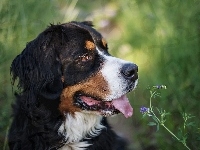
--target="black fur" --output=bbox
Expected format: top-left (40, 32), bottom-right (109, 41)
top-left (8, 21), bottom-right (128, 150)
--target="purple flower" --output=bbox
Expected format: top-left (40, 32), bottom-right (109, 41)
top-left (153, 85), bottom-right (167, 89)
top-left (140, 106), bottom-right (149, 114)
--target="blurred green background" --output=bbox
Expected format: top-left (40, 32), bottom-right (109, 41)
top-left (0, 0), bottom-right (200, 149)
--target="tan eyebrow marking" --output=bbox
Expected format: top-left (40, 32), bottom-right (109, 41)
top-left (85, 40), bottom-right (95, 51)
top-left (102, 38), bottom-right (107, 48)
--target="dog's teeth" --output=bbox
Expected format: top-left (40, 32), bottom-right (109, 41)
top-left (74, 103), bottom-right (80, 107)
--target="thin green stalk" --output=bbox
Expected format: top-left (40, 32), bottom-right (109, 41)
top-left (148, 88), bottom-right (191, 150)
top-left (161, 124), bottom-right (180, 141)
top-left (150, 110), bottom-right (160, 123)
top-left (150, 109), bottom-right (191, 150)
top-left (150, 91), bottom-right (156, 109)
top-left (161, 124), bottom-right (191, 150)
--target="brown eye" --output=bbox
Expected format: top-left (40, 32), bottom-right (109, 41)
top-left (79, 54), bottom-right (92, 62)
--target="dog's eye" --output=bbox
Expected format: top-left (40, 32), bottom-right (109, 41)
top-left (79, 54), bottom-right (92, 62)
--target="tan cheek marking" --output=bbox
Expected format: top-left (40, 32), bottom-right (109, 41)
top-left (85, 40), bottom-right (95, 51)
top-left (102, 38), bottom-right (107, 48)
top-left (59, 73), bottom-right (110, 114)
top-left (59, 88), bottom-right (81, 115)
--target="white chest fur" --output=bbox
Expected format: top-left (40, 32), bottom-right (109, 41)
top-left (58, 112), bottom-right (105, 150)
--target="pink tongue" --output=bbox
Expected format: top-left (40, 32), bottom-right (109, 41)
top-left (80, 95), bottom-right (133, 118)
top-left (112, 95), bottom-right (133, 118)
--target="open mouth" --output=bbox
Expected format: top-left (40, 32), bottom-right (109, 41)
top-left (74, 93), bottom-right (133, 118)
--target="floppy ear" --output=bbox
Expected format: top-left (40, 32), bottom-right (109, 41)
top-left (11, 25), bottom-right (63, 101)
top-left (70, 21), bottom-right (97, 41)
top-left (70, 21), bottom-right (105, 48)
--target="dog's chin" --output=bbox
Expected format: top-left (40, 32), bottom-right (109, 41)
top-left (73, 91), bottom-right (135, 118)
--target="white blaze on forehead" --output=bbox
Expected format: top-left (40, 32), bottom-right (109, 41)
top-left (97, 48), bottom-right (133, 100)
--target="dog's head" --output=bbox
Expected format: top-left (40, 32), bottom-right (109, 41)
top-left (11, 21), bottom-right (138, 118)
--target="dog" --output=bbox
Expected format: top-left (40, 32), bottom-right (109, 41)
top-left (8, 21), bottom-right (138, 150)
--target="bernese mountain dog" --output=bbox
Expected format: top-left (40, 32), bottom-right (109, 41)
top-left (8, 21), bottom-right (138, 150)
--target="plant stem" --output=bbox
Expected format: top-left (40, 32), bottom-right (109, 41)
top-left (148, 89), bottom-right (191, 150)
top-left (161, 124), bottom-right (191, 150)
top-left (150, 91), bottom-right (156, 109)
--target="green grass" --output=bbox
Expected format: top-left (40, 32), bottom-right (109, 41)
top-left (110, 0), bottom-right (200, 149)
top-left (0, 0), bottom-right (65, 148)
top-left (0, 0), bottom-right (200, 149)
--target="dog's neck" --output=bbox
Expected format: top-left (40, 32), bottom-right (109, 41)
top-left (58, 112), bottom-right (105, 149)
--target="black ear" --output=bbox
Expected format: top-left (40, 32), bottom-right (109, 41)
top-left (11, 25), bottom-right (63, 101)
top-left (70, 21), bottom-right (102, 43)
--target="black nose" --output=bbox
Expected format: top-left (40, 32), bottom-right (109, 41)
top-left (121, 63), bottom-right (138, 80)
